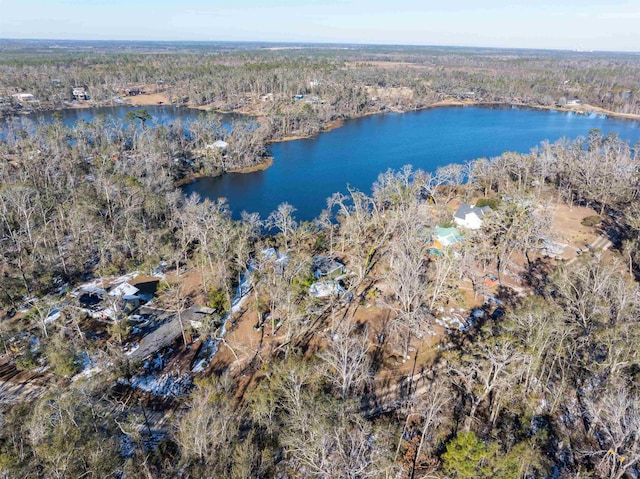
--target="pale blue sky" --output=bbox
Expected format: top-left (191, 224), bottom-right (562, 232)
top-left (1, 0), bottom-right (638, 51)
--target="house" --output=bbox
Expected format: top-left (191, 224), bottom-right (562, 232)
top-left (566, 99), bottom-right (580, 106)
top-left (108, 282), bottom-right (140, 298)
top-left (454, 204), bottom-right (492, 230)
top-left (72, 86), bottom-right (88, 101)
top-left (430, 226), bottom-right (463, 250)
top-left (185, 305), bottom-right (217, 330)
top-left (309, 280), bottom-right (346, 298)
top-left (256, 247), bottom-right (289, 275)
top-left (483, 274), bottom-right (499, 288)
top-left (122, 87), bottom-right (143, 97)
top-left (312, 256), bottom-right (346, 280)
top-left (204, 140), bottom-right (229, 151)
top-left (12, 93), bottom-right (34, 102)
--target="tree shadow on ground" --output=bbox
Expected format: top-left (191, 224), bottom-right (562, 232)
top-left (522, 257), bottom-right (554, 296)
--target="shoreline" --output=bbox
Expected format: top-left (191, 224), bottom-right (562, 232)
top-left (188, 99), bottom-right (640, 183)
top-left (175, 156), bottom-right (274, 187)
top-left (5, 99), bottom-right (638, 186)
top-left (5, 97), bottom-right (638, 127)
top-left (261, 99), bottom-right (640, 145)
top-left (227, 156), bottom-right (274, 173)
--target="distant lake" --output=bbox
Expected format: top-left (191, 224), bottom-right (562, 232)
top-left (185, 106), bottom-right (640, 221)
top-left (0, 105), bottom-right (239, 135)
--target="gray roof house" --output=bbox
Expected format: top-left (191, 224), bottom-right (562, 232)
top-left (454, 204), bottom-right (492, 230)
top-left (312, 256), bottom-right (346, 280)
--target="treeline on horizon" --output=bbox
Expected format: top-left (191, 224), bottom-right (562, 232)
top-left (1, 104), bottom-right (640, 476)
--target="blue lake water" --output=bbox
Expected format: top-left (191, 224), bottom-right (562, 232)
top-left (0, 106), bottom-right (243, 143)
top-left (4, 105), bottom-right (640, 222)
top-left (185, 106), bottom-right (640, 221)
top-left (2, 105), bottom-right (216, 130)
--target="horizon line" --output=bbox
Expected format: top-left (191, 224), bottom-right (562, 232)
top-left (2, 37), bottom-right (639, 55)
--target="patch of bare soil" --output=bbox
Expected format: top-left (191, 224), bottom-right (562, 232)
top-left (548, 202), bottom-right (602, 259)
top-left (164, 267), bottom-right (206, 300)
top-left (128, 93), bottom-right (170, 106)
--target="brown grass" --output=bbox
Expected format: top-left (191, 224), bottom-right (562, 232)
top-left (128, 93), bottom-right (170, 106)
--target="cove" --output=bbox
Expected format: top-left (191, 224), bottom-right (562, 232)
top-left (184, 106), bottom-right (640, 222)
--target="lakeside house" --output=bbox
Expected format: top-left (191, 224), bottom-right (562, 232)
top-left (431, 226), bottom-right (463, 250)
top-left (12, 93), bottom-right (35, 102)
top-left (71, 274), bottom-right (159, 321)
top-left (256, 247), bottom-right (289, 275)
top-left (454, 204), bottom-right (492, 230)
top-left (72, 86), bottom-right (88, 101)
top-left (309, 280), bottom-right (347, 298)
top-left (121, 87), bottom-right (144, 97)
top-left (312, 256), bottom-right (346, 280)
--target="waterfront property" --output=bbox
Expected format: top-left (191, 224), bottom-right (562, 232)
top-left (185, 106), bottom-right (640, 221)
top-left (454, 204), bottom-right (492, 230)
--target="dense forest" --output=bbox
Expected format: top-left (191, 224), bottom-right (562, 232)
top-left (1, 41), bottom-right (640, 478)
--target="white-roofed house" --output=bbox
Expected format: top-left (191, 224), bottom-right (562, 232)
top-left (453, 204), bottom-right (492, 230)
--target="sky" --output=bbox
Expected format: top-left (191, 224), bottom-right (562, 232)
top-left (1, 0), bottom-right (639, 52)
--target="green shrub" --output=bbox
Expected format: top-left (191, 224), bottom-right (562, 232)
top-left (475, 197), bottom-right (501, 209)
top-left (438, 219), bottom-right (455, 228)
top-left (45, 339), bottom-right (80, 377)
top-left (14, 349), bottom-right (40, 371)
top-left (208, 287), bottom-right (229, 312)
top-left (581, 215), bottom-right (602, 227)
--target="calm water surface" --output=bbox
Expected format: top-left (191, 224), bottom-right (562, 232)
top-left (1, 105), bottom-right (238, 134)
top-left (185, 106), bottom-right (640, 221)
top-left (5, 105), bottom-right (640, 222)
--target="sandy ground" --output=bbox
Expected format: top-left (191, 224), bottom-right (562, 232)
top-left (548, 202), bottom-right (601, 254)
top-left (563, 103), bottom-right (640, 121)
top-left (208, 291), bottom-right (443, 397)
top-left (128, 93), bottom-right (170, 106)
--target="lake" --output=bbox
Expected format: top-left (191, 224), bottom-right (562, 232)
top-left (184, 106), bottom-right (640, 221)
top-left (0, 105), bottom-right (239, 137)
top-left (4, 105), bottom-right (640, 222)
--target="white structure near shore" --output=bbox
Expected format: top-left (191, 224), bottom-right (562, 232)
top-left (454, 204), bottom-right (492, 230)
